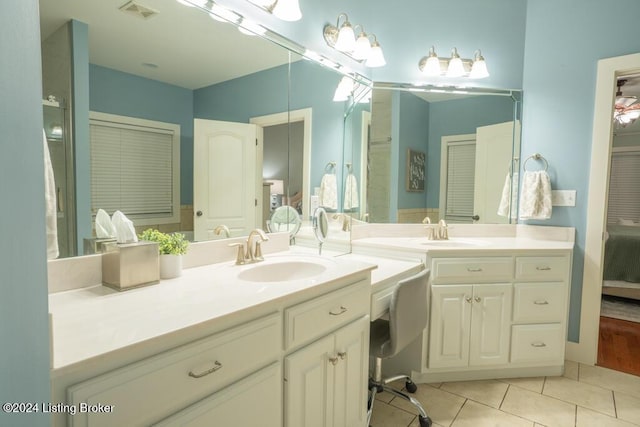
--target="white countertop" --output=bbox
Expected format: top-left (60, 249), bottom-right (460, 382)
top-left (49, 252), bottom-right (375, 371)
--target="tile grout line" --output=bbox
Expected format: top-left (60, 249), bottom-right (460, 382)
top-left (612, 390), bottom-right (618, 420)
top-left (498, 383), bottom-right (510, 409)
top-left (449, 398), bottom-right (468, 427)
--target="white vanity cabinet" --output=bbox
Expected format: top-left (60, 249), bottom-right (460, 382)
top-left (418, 252), bottom-right (571, 382)
top-left (284, 282), bottom-right (370, 427)
top-left (66, 313), bottom-right (282, 427)
top-left (429, 283), bottom-right (512, 369)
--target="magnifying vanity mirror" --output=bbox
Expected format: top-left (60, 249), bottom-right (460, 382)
top-left (312, 207), bottom-right (329, 254)
top-left (266, 205), bottom-right (302, 243)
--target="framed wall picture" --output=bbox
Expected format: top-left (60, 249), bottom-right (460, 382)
top-left (406, 149), bottom-right (426, 192)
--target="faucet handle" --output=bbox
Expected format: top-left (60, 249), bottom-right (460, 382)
top-left (228, 243), bottom-right (247, 265)
top-left (254, 241), bottom-right (264, 261)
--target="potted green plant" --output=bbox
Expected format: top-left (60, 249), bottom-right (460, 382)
top-left (139, 229), bottom-right (189, 279)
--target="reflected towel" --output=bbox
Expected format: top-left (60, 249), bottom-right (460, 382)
top-left (497, 172), bottom-right (518, 219)
top-left (43, 130), bottom-right (59, 259)
top-left (518, 170), bottom-right (552, 220)
top-left (319, 173), bottom-right (338, 210)
top-left (343, 173), bottom-right (359, 210)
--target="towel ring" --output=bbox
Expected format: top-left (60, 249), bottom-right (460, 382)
top-left (523, 153), bottom-right (548, 172)
top-left (325, 161), bottom-right (336, 173)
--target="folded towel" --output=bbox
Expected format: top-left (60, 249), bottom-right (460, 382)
top-left (319, 173), bottom-right (338, 210)
top-left (343, 173), bottom-right (359, 210)
top-left (43, 130), bottom-right (59, 259)
top-left (497, 172), bottom-right (519, 219)
top-left (518, 170), bottom-right (552, 220)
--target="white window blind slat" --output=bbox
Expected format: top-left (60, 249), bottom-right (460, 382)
top-left (607, 151), bottom-right (640, 224)
top-left (90, 118), bottom-right (178, 221)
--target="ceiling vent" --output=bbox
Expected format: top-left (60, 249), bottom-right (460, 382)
top-left (119, 1), bottom-right (158, 19)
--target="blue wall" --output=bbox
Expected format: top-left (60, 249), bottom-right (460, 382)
top-left (427, 95), bottom-right (516, 208)
top-left (522, 0), bottom-right (640, 341)
top-left (0, 1), bottom-right (51, 425)
top-left (89, 64), bottom-right (195, 204)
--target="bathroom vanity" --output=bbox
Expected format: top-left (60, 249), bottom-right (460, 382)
top-left (47, 224), bottom-right (574, 426)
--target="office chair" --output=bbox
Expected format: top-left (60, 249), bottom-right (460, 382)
top-left (367, 269), bottom-right (432, 427)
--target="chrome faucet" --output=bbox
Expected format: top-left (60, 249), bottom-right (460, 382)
top-left (214, 225), bottom-right (230, 238)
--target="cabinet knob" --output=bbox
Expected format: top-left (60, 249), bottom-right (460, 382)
top-left (328, 356), bottom-right (339, 365)
top-left (474, 296), bottom-right (481, 303)
top-left (338, 352), bottom-right (347, 360)
top-left (465, 296), bottom-right (472, 303)
top-left (188, 361), bottom-right (222, 378)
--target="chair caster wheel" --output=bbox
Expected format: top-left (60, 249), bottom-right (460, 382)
top-left (405, 380), bottom-right (418, 393)
top-left (419, 415), bottom-right (432, 427)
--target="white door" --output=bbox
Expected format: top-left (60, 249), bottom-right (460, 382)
top-left (333, 317), bottom-right (369, 427)
top-left (474, 121), bottom-right (518, 224)
top-left (428, 284), bottom-right (472, 368)
top-left (194, 119), bottom-right (259, 241)
top-left (469, 283), bottom-right (512, 366)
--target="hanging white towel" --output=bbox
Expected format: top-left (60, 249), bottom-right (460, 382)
top-left (497, 172), bottom-right (519, 219)
top-left (518, 170), bottom-right (552, 220)
top-left (343, 173), bottom-right (359, 210)
top-left (319, 173), bottom-right (338, 210)
top-left (43, 130), bottom-right (59, 259)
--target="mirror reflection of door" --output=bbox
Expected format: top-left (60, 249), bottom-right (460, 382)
top-left (193, 119), bottom-right (259, 241)
top-left (440, 121), bottom-right (517, 224)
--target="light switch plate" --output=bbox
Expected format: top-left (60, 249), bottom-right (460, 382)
top-left (552, 190), bottom-right (576, 207)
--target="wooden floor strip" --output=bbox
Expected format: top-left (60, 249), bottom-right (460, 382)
top-left (597, 316), bottom-right (640, 376)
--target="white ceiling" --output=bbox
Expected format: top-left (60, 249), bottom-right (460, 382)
top-left (39, 0), bottom-right (291, 89)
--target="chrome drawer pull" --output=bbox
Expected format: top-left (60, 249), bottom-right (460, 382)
top-left (329, 306), bottom-right (348, 316)
top-left (536, 266), bottom-right (551, 271)
top-left (534, 300), bottom-right (549, 305)
top-left (329, 356), bottom-right (339, 365)
top-left (189, 361), bottom-right (222, 378)
top-left (531, 342), bottom-right (547, 348)
top-left (467, 267), bottom-right (483, 272)
top-left (338, 351), bottom-right (347, 360)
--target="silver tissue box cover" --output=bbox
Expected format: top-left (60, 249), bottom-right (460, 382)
top-left (102, 241), bottom-right (160, 291)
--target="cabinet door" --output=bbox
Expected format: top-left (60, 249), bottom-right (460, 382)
top-left (429, 285), bottom-right (472, 368)
top-left (154, 363), bottom-right (281, 426)
top-left (285, 335), bottom-right (335, 427)
top-left (469, 283), bottom-right (512, 366)
top-left (333, 316), bottom-right (369, 427)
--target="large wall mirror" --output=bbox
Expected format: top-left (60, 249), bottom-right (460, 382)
top-left (39, 0), bottom-right (361, 258)
top-left (343, 83), bottom-right (522, 225)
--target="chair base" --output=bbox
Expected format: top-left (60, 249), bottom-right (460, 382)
top-left (366, 364), bottom-right (432, 427)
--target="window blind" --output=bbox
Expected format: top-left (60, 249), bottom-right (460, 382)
top-left (607, 150), bottom-right (640, 224)
top-left (90, 122), bottom-right (174, 220)
top-left (445, 142), bottom-right (476, 220)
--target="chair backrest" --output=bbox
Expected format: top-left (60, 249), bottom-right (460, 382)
top-left (388, 269), bottom-right (430, 357)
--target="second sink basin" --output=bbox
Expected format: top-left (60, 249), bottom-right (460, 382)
top-left (237, 260), bottom-right (328, 283)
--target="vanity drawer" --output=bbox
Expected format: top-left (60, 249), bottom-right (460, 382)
top-left (371, 285), bottom-right (395, 320)
top-left (284, 280), bottom-right (369, 350)
top-left (510, 323), bottom-right (564, 363)
top-left (515, 256), bottom-right (569, 282)
top-left (430, 257), bottom-right (513, 283)
top-left (67, 313), bottom-right (280, 427)
top-left (513, 282), bottom-right (566, 323)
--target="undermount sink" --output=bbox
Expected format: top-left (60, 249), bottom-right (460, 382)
top-left (237, 260), bottom-right (328, 283)
top-left (410, 237), bottom-right (490, 248)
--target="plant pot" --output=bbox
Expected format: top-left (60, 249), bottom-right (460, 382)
top-left (160, 254), bottom-right (183, 279)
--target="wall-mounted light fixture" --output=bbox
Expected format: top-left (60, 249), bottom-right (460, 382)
top-left (247, 0), bottom-right (302, 22)
top-left (333, 76), bottom-right (371, 103)
top-left (323, 14), bottom-right (386, 68)
top-left (418, 46), bottom-right (489, 79)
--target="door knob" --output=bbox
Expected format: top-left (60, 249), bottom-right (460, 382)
top-left (471, 215), bottom-right (480, 221)
top-left (196, 210), bottom-right (203, 217)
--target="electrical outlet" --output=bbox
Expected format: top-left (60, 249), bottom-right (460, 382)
top-left (552, 190), bottom-right (576, 207)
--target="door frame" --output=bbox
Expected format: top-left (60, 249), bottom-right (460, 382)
top-left (250, 108), bottom-right (312, 219)
top-left (359, 110), bottom-right (371, 220)
top-left (569, 52), bottom-right (640, 364)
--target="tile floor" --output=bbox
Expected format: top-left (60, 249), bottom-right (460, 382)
top-left (370, 361), bottom-right (640, 427)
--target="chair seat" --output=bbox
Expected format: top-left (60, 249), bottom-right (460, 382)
top-left (369, 318), bottom-right (393, 359)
